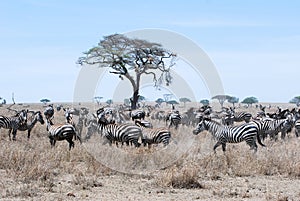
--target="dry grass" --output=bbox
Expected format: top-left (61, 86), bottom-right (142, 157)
top-left (0, 103), bottom-right (300, 200)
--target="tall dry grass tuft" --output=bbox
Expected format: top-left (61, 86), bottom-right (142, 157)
top-left (156, 162), bottom-right (204, 189)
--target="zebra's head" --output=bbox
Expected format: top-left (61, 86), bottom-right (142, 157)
top-left (192, 116), bottom-right (209, 135)
top-left (44, 105), bottom-right (54, 119)
top-left (35, 111), bottom-right (45, 125)
top-left (97, 110), bottom-right (115, 125)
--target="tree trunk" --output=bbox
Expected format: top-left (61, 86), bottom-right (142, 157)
top-left (130, 90), bottom-right (139, 110)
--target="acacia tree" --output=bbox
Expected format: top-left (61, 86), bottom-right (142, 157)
top-left (78, 34), bottom-right (176, 109)
top-left (212, 95), bottom-right (231, 107)
top-left (241, 96), bottom-right (258, 107)
top-left (200, 99), bottom-right (210, 106)
top-left (290, 96), bottom-right (300, 106)
top-left (228, 96), bottom-right (239, 107)
top-left (179, 97), bottom-right (191, 107)
top-left (40, 98), bottom-right (51, 105)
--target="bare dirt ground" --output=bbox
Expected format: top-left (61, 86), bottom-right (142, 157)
top-left (0, 103), bottom-right (300, 201)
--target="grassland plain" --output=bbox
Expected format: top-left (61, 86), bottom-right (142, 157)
top-left (0, 103), bottom-right (300, 200)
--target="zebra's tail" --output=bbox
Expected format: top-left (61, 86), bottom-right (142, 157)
top-left (74, 130), bottom-right (82, 144)
top-left (257, 132), bottom-right (266, 147)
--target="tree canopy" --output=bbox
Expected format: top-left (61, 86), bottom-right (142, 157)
top-left (106, 99), bottom-right (113, 106)
top-left (40, 98), bottom-right (50, 104)
top-left (241, 96), bottom-right (258, 106)
top-left (200, 99), bottom-right (210, 106)
top-left (227, 96), bottom-right (239, 107)
top-left (78, 34), bottom-right (176, 109)
top-left (179, 97), bottom-right (191, 107)
top-left (94, 96), bottom-right (103, 105)
top-left (155, 98), bottom-right (165, 105)
top-left (289, 96), bottom-right (300, 106)
top-left (167, 100), bottom-right (179, 105)
top-left (212, 95), bottom-right (232, 107)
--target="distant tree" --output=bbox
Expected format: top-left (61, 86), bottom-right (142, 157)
top-left (228, 96), bottom-right (239, 107)
top-left (77, 34), bottom-right (176, 109)
top-left (179, 97), bottom-right (191, 107)
top-left (0, 97), bottom-right (5, 105)
top-left (155, 98), bottom-right (165, 106)
top-left (163, 94), bottom-right (174, 107)
top-left (40, 98), bottom-right (51, 105)
top-left (106, 99), bottom-right (113, 106)
top-left (138, 95), bottom-right (146, 102)
top-left (212, 95), bottom-right (231, 107)
top-left (94, 96), bottom-right (103, 105)
top-left (137, 95), bottom-right (147, 107)
top-left (200, 99), bottom-right (210, 106)
top-left (124, 98), bottom-right (131, 106)
top-left (241, 96), bottom-right (258, 107)
top-left (167, 100), bottom-right (179, 106)
top-left (289, 96), bottom-right (300, 106)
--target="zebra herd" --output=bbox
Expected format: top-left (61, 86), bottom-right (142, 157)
top-left (0, 103), bottom-right (299, 153)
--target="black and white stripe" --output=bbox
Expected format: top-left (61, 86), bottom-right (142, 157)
top-left (135, 120), bottom-right (171, 147)
top-left (193, 117), bottom-right (265, 152)
top-left (18, 111), bottom-right (44, 139)
top-left (295, 119), bottom-right (300, 137)
top-left (0, 109), bottom-right (27, 141)
top-left (223, 111), bottom-right (252, 125)
top-left (46, 118), bottom-right (79, 150)
top-left (166, 110), bottom-right (181, 129)
top-left (97, 110), bottom-right (142, 147)
top-left (130, 110), bottom-right (146, 121)
top-left (251, 118), bottom-right (293, 140)
top-left (76, 108), bottom-right (89, 139)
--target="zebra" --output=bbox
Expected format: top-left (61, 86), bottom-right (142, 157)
top-left (46, 118), bottom-right (80, 150)
top-left (135, 120), bottom-right (171, 148)
top-left (134, 119), bottom-right (153, 128)
top-left (17, 111), bottom-right (44, 139)
top-left (166, 110), bottom-right (181, 129)
top-left (193, 117), bottom-right (265, 152)
top-left (130, 109), bottom-right (146, 121)
top-left (63, 108), bottom-right (82, 141)
top-left (294, 119), bottom-right (300, 137)
top-left (76, 107), bottom-right (89, 138)
top-left (97, 109), bottom-right (142, 147)
top-left (0, 109), bottom-right (28, 141)
top-left (223, 111), bottom-right (252, 125)
top-left (44, 104), bottom-right (54, 119)
top-left (250, 117), bottom-right (294, 140)
top-left (84, 114), bottom-right (99, 141)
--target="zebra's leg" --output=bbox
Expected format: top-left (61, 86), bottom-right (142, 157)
top-left (296, 129), bottom-right (299, 137)
top-left (213, 141), bottom-right (223, 152)
top-left (142, 139), bottom-right (147, 147)
top-left (85, 129), bottom-right (93, 141)
top-left (175, 123), bottom-right (178, 130)
top-left (27, 129), bottom-right (31, 139)
top-left (163, 139), bottom-right (169, 147)
top-left (67, 139), bottom-right (74, 150)
top-left (49, 138), bottom-right (55, 148)
top-left (221, 143), bottom-right (226, 152)
top-left (246, 138), bottom-right (258, 152)
top-left (281, 131), bottom-right (286, 140)
top-left (133, 140), bottom-right (141, 148)
top-left (8, 129), bottom-right (12, 141)
top-left (12, 129), bottom-right (17, 141)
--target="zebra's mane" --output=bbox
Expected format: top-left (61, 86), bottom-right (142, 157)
top-left (203, 118), bottom-right (222, 126)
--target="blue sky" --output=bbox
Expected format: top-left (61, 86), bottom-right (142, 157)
top-left (1, 0), bottom-right (300, 103)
